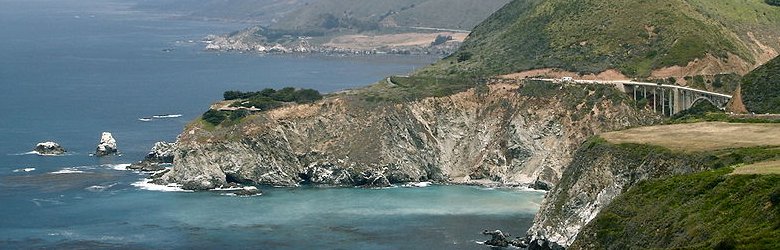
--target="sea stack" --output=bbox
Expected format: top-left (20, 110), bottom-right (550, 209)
top-left (95, 132), bottom-right (118, 156)
top-left (33, 141), bottom-right (66, 156)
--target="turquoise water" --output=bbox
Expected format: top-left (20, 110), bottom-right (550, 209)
top-left (0, 0), bottom-right (545, 249)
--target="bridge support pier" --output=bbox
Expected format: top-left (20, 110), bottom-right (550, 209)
top-left (672, 89), bottom-right (680, 115)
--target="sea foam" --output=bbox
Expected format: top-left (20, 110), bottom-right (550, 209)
top-left (50, 168), bottom-right (86, 174)
top-left (12, 167), bottom-right (36, 173)
top-left (132, 179), bottom-right (192, 192)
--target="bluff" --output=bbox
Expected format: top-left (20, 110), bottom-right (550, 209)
top-left (526, 139), bottom-right (712, 247)
top-left (527, 122), bottom-right (780, 248)
top-left (420, 0), bottom-right (780, 78)
top-left (571, 167), bottom-right (780, 249)
top-left (159, 81), bottom-right (657, 190)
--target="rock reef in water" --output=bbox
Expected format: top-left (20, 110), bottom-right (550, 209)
top-left (94, 132), bottom-right (118, 157)
top-left (33, 141), bottom-right (66, 156)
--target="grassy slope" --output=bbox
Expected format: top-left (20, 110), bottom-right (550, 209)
top-left (271, 0), bottom-right (511, 31)
top-left (419, 0), bottom-right (780, 78)
top-left (741, 55), bottom-right (780, 114)
top-left (571, 167), bottom-right (780, 249)
top-left (567, 123), bottom-right (780, 249)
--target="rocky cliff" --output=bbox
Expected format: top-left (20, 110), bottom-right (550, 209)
top-left (159, 81), bottom-right (658, 190)
top-left (525, 138), bottom-right (714, 248)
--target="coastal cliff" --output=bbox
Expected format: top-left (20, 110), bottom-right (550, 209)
top-left (159, 81), bottom-right (658, 190)
top-left (525, 139), bottom-right (711, 247)
top-left (527, 122), bottom-right (780, 249)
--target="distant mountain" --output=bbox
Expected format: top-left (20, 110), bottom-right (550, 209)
top-left (131, 0), bottom-right (305, 25)
top-left (421, 0), bottom-right (780, 78)
top-left (131, 0), bottom-right (511, 30)
top-left (271, 0), bottom-right (511, 31)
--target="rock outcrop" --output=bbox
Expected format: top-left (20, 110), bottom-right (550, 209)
top-left (33, 141), bottom-right (66, 156)
top-left (94, 132), bottom-right (118, 157)
top-left (129, 141), bottom-right (176, 172)
top-left (482, 230), bottom-right (514, 247)
top-left (525, 139), bottom-right (713, 248)
top-left (159, 81), bottom-right (658, 190)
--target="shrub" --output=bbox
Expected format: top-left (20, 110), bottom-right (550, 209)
top-left (293, 88), bottom-right (323, 103)
top-left (202, 109), bottom-right (228, 125)
top-left (767, 0), bottom-right (780, 7)
top-left (457, 52), bottom-right (472, 62)
top-left (229, 109), bottom-right (249, 121)
top-left (224, 87), bottom-right (322, 106)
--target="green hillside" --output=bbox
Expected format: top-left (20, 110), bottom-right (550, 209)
top-left (420, 0), bottom-right (780, 78)
top-left (571, 167), bottom-right (780, 249)
top-left (271, 0), bottom-right (511, 31)
top-left (741, 55), bottom-right (780, 114)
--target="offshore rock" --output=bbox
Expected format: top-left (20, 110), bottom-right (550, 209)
top-left (482, 230), bottom-right (511, 247)
top-left (33, 141), bottom-right (66, 156)
top-left (127, 161), bottom-right (166, 172)
top-left (159, 82), bottom-right (658, 191)
top-left (94, 132), bottom-right (118, 157)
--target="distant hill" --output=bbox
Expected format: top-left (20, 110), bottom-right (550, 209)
top-left (271, 0), bottom-right (511, 31)
top-left (741, 55), bottom-right (780, 114)
top-left (420, 0), bottom-right (780, 78)
top-left (131, 0), bottom-right (305, 25)
top-left (131, 0), bottom-right (511, 31)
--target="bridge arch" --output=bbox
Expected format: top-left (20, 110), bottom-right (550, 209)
top-left (690, 96), bottom-right (725, 110)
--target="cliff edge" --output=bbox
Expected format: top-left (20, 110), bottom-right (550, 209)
top-left (160, 80), bottom-right (657, 190)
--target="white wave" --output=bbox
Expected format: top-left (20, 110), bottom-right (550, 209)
top-left (104, 163), bottom-right (131, 171)
top-left (151, 114), bottom-right (182, 119)
top-left (31, 198), bottom-right (65, 207)
top-left (514, 186), bottom-right (549, 193)
top-left (211, 187), bottom-right (244, 191)
top-left (50, 168), bottom-right (86, 174)
top-left (132, 179), bottom-right (192, 192)
top-left (12, 167), bottom-right (36, 173)
top-left (9, 151), bottom-right (39, 156)
top-left (85, 183), bottom-right (118, 192)
top-left (402, 181), bottom-right (433, 188)
top-left (220, 192), bottom-right (263, 197)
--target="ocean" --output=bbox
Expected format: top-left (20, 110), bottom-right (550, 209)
top-left (0, 0), bottom-right (544, 248)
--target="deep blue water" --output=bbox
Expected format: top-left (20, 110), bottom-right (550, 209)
top-left (0, 0), bottom-right (544, 249)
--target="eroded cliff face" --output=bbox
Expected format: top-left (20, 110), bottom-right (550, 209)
top-left (526, 140), bottom-right (712, 248)
top-left (160, 82), bottom-right (657, 190)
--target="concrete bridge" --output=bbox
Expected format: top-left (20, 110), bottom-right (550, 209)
top-left (534, 79), bottom-right (732, 116)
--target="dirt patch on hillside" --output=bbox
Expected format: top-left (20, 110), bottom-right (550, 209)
top-left (727, 85), bottom-right (749, 113)
top-left (747, 32), bottom-right (779, 65)
top-left (650, 53), bottom-right (752, 79)
top-left (601, 122), bottom-right (780, 152)
top-left (324, 32), bottom-right (468, 50)
top-left (499, 69), bottom-right (629, 80)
